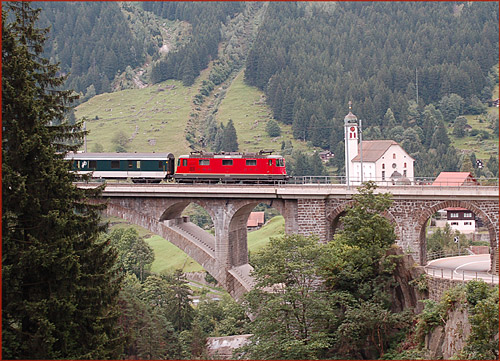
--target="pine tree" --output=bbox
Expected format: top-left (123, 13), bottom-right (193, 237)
top-left (2, 3), bottom-right (122, 358)
top-left (266, 119), bottom-right (281, 137)
top-left (452, 116), bottom-right (468, 138)
top-left (430, 119), bottom-right (451, 148)
top-left (292, 151), bottom-right (310, 177)
top-left (310, 153), bottom-right (326, 176)
top-left (460, 154), bottom-right (475, 175)
top-left (213, 123), bottom-right (225, 153)
top-left (222, 119), bottom-right (239, 152)
top-left (292, 103), bottom-right (309, 141)
top-left (383, 108), bottom-right (397, 128)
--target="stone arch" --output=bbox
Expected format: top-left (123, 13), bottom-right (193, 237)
top-left (326, 200), bottom-right (400, 242)
top-left (227, 199), bottom-right (286, 267)
top-left (415, 200), bottom-right (497, 265)
top-left (159, 200), bottom-right (191, 221)
top-left (159, 199), bottom-right (216, 223)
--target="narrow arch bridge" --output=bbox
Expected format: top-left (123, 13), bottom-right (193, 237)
top-left (82, 183), bottom-right (498, 300)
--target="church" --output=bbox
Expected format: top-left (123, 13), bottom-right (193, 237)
top-left (344, 104), bottom-right (415, 185)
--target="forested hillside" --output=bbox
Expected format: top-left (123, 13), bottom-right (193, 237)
top-left (244, 2), bottom-right (498, 176)
top-left (36, 2), bottom-right (146, 96)
top-left (145, 1), bottom-right (244, 86)
top-left (36, 1), bottom-right (498, 177)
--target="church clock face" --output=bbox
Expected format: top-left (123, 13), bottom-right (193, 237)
top-left (349, 126), bottom-right (357, 139)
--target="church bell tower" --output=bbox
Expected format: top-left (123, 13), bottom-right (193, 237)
top-left (344, 101), bottom-right (358, 185)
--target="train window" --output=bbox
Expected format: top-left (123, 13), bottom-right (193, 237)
top-left (268, 160), bottom-right (273, 166)
top-left (182, 159), bottom-right (187, 166)
top-left (222, 159), bottom-right (233, 166)
top-left (128, 161), bottom-right (134, 169)
top-left (89, 160), bottom-right (97, 169)
top-left (158, 161), bottom-right (163, 169)
top-left (199, 159), bottom-right (210, 166)
top-left (276, 158), bottom-right (284, 167)
top-left (246, 159), bottom-right (257, 166)
top-left (111, 160), bottom-right (120, 169)
top-left (137, 161), bottom-right (141, 169)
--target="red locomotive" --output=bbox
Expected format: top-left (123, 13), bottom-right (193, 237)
top-left (174, 150), bottom-right (288, 183)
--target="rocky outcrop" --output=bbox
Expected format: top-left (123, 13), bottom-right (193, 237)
top-left (425, 302), bottom-right (471, 359)
top-left (206, 334), bottom-right (252, 359)
top-left (388, 246), bottom-right (428, 314)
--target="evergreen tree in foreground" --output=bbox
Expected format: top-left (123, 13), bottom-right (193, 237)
top-left (2, 3), bottom-right (122, 358)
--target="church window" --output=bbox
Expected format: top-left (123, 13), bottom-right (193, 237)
top-left (393, 153), bottom-right (396, 159)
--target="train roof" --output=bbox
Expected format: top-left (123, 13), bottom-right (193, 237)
top-left (65, 152), bottom-right (174, 160)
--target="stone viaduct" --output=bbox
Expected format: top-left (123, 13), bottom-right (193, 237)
top-left (82, 183), bottom-right (498, 300)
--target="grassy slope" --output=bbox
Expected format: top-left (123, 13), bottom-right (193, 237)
top-left (452, 109), bottom-right (498, 160)
top-left (74, 79), bottom-right (194, 156)
top-left (216, 70), bottom-right (313, 153)
top-left (449, 85), bottom-right (499, 161)
top-left (247, 215), bottom-right (285, 253)
top-left (74, 68), bottom-right (315, 157)
top-left (108, 216), bottom-right (284, 274)
top-left (449, 73), bottom-right (499, 161)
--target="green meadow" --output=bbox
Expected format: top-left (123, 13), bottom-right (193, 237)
top-left (75, 68), bottom-right (317, 158)
top-left (450, 105), bottom-right (499, 161)
top-left (75, 79), bottom-right (194, 157)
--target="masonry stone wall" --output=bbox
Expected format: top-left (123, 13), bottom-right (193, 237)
top-left (427, 277), bottom-right (468, 302)
top-left (296, 199), bottom-right (327, 242)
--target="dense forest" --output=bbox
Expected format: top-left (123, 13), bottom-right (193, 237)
top-left (35, 2), bottom-right (145, 96)
top-left (33, 1), bottom-right (498, 178)
top-left (244, 2), bottom-right (498, 176)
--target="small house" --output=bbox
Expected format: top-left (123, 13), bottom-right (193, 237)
top-left (444, 207), bottom-right (476, 234)
top-left (319, 150), bottom-right (334, 163)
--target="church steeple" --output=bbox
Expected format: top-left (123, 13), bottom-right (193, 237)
top-left (344, 101), bottom-right (358, 185)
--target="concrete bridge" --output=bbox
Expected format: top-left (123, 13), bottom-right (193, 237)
top-left (82, 183), bottom-right (499, 299)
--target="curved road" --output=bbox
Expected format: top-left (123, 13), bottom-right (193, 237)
top-left (425, 254), bottom-right (498, 284)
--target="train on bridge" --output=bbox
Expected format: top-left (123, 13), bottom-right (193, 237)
top-left (65, 150), bottom-right (288, 184)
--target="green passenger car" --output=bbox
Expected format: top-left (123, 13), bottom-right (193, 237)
top-left (65, 152), bottom-right (175, 183)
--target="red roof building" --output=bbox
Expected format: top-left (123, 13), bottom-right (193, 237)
top-left (247, 212), bottom-right (265, 230)
top-left (432, 172), bottom-right (478, 186)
